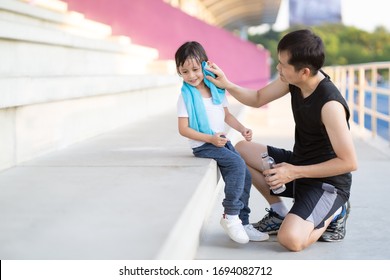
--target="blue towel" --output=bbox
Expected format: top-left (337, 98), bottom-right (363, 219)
top-left (181, 61), bottom-right (225, 135)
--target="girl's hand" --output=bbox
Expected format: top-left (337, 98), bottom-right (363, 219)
top-left (211, 133), bottom-right (228, 147)
top-left (241, 128), bottom-right (252, 141)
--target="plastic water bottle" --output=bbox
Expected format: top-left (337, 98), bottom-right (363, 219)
top-left (261, 152), bottom-right (286, 194)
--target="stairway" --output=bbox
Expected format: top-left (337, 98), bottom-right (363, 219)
top-left (0, 0), bottom-right (244, 260)
top-left (0, 0), bottom-right (179, 171)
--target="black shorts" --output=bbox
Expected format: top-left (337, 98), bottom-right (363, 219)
top-left (267, 146), bottom-right (347, 229)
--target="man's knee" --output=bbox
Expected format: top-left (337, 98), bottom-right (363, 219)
top-left (234, 140), bottom-right (247, 153)
top-left (277, 230), bottom-right (306, 252)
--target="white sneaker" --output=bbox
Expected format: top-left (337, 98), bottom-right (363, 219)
top-left (244, 224), bottom-right (269, 241)
top-left (220, 215), bottom-right (249, 244)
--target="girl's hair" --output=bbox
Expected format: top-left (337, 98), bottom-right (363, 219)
top-left (277, 29), bottom-right (325, 75)
top-left (175, 41), bottom-right (208, 74)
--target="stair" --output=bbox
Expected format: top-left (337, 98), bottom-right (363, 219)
top-left (0, 0), bottom-right (250, 260)
top-left (0, 0), bottom-right (179, 171)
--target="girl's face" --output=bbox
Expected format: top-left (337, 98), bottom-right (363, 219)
top-left (178, 58), bottom-right (204, 88)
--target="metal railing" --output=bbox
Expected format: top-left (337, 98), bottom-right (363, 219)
top-left (324, 62), bottom-right (390, 146)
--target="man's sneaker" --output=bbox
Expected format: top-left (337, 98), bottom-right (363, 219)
top-left (319, 201), bottom-right (350, 242)
top-left (244, 224), bottom-right (269, 241)
top-left (220, 215), bottom-right (249, 244)
top-left (252, 208), bottom-right (285, 235)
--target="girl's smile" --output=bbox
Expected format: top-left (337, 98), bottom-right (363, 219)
top-left (178, 58), bottom-right (205, 88)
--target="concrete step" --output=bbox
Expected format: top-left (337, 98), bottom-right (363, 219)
top-left (0, 0), bottom-right (178, 172)
top-left (0, 19), bottom-right (159, 77)
top-left (1, 0), bottom-right (112, 39)
top-left (0, 74), bottom-right (180, 109)
top-left (20, 0), bottom-right (68, 13)
top-left (0, 97), bottom-right (246, 259)
top-left (0, 77), bottom-right (180, 170)
top-left (0, 110), bottom-right (215, 259)
top-left (0, 0), bottom-right (161, 79)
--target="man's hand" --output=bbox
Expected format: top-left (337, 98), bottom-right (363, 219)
top-left (263, 162), bottom-right (295, 187)
top-left (204, 61), bottom-right (231, 89)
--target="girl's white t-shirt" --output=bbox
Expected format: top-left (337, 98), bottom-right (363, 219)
top-left (177, 94), bottom-right (228, 148)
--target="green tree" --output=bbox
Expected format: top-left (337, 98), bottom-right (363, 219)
top-left (248, 24), bottom-right (390, 76)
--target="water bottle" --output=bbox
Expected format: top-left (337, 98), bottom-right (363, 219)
top-left (261, 152), bottom-right (286, 194)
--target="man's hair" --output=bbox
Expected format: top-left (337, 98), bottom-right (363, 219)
top-left (277, 29), bottom-right (325, 75)
top-left (175, 41), bottom-right (208, 74)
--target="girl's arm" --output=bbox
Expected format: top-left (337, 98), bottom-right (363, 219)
top-left (224, 107), bottom-right (252, 141)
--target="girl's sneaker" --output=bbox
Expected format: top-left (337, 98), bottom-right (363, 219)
top-left (220, 215), bottom-right (249, 244)
top-left (244, 224), bottom-right (269, 241)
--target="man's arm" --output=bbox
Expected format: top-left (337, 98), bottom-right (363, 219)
top-left (205, 62), bottom-right (290, 108)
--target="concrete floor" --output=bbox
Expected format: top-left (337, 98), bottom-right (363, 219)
top-left (196, 96), bottom-right (390, 260)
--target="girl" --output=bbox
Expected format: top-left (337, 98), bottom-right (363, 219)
top-left (175, 41), bottom-right (268, 244)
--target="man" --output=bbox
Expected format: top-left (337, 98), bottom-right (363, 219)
top-left (206, 29), bottom-right (357, 251)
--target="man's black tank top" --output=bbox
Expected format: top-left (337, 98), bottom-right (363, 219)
top-left (289, 71), bottom-right (352, 193)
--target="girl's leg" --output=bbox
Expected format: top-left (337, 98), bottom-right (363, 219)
top-left (193, 143), bottom-right (247, 216)
top-left (224, 142), bottom-right (252, 225)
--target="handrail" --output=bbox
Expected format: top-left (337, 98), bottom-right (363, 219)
top-left (324, 62), bottom-right (390, 146)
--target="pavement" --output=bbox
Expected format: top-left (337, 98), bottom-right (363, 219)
top-left (196, 95), bottom-right (390, 260)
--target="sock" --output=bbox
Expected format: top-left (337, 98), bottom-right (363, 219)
top-left (270, 202), bottom-right (289, 217)
top-left (331, 206), bottom-right (343, 221)
top-left (224, 214), bottom-right (239, 220)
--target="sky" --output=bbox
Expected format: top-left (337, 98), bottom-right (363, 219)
top-left (272, 0), bottom-right (390, 32)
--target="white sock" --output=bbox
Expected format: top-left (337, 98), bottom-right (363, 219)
top-left (270, 202), bottom-right (289, 217)
top-left (225, 214), bottom-right (239, 220)
top-left (332, 206), bottom-right (343, 221)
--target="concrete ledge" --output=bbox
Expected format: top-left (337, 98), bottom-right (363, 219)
top-left (0, 82), bottom-right (180, 171)
top-left (0, 97), bottom-right (246, 259)
top-left (1, 0), bottom-right (111, 38)
top-left (0, 0), bottom-right (180, 172)
top-left (0, 40), bottom-right (158, 78)
top-left (0, 19), bottom-right (158, 59)
top-left (0, 111), bottom-right (219, 259)
top-left (157, 101), bottom-right (247, 259)
top-left (19, 0), bottom-right (69, 13)
top-left (0, 75), bottom-right (180, 109)
top-left (156, 160), bottom-right (218, 260)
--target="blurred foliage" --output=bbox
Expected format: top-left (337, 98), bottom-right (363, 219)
top-left (248, 24), bottom-right (390, 76)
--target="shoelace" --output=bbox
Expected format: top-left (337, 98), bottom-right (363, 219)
top-left (258, 208), bottom-right (274, 223)
top-left (258, 208), bottom-right (282, 225)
